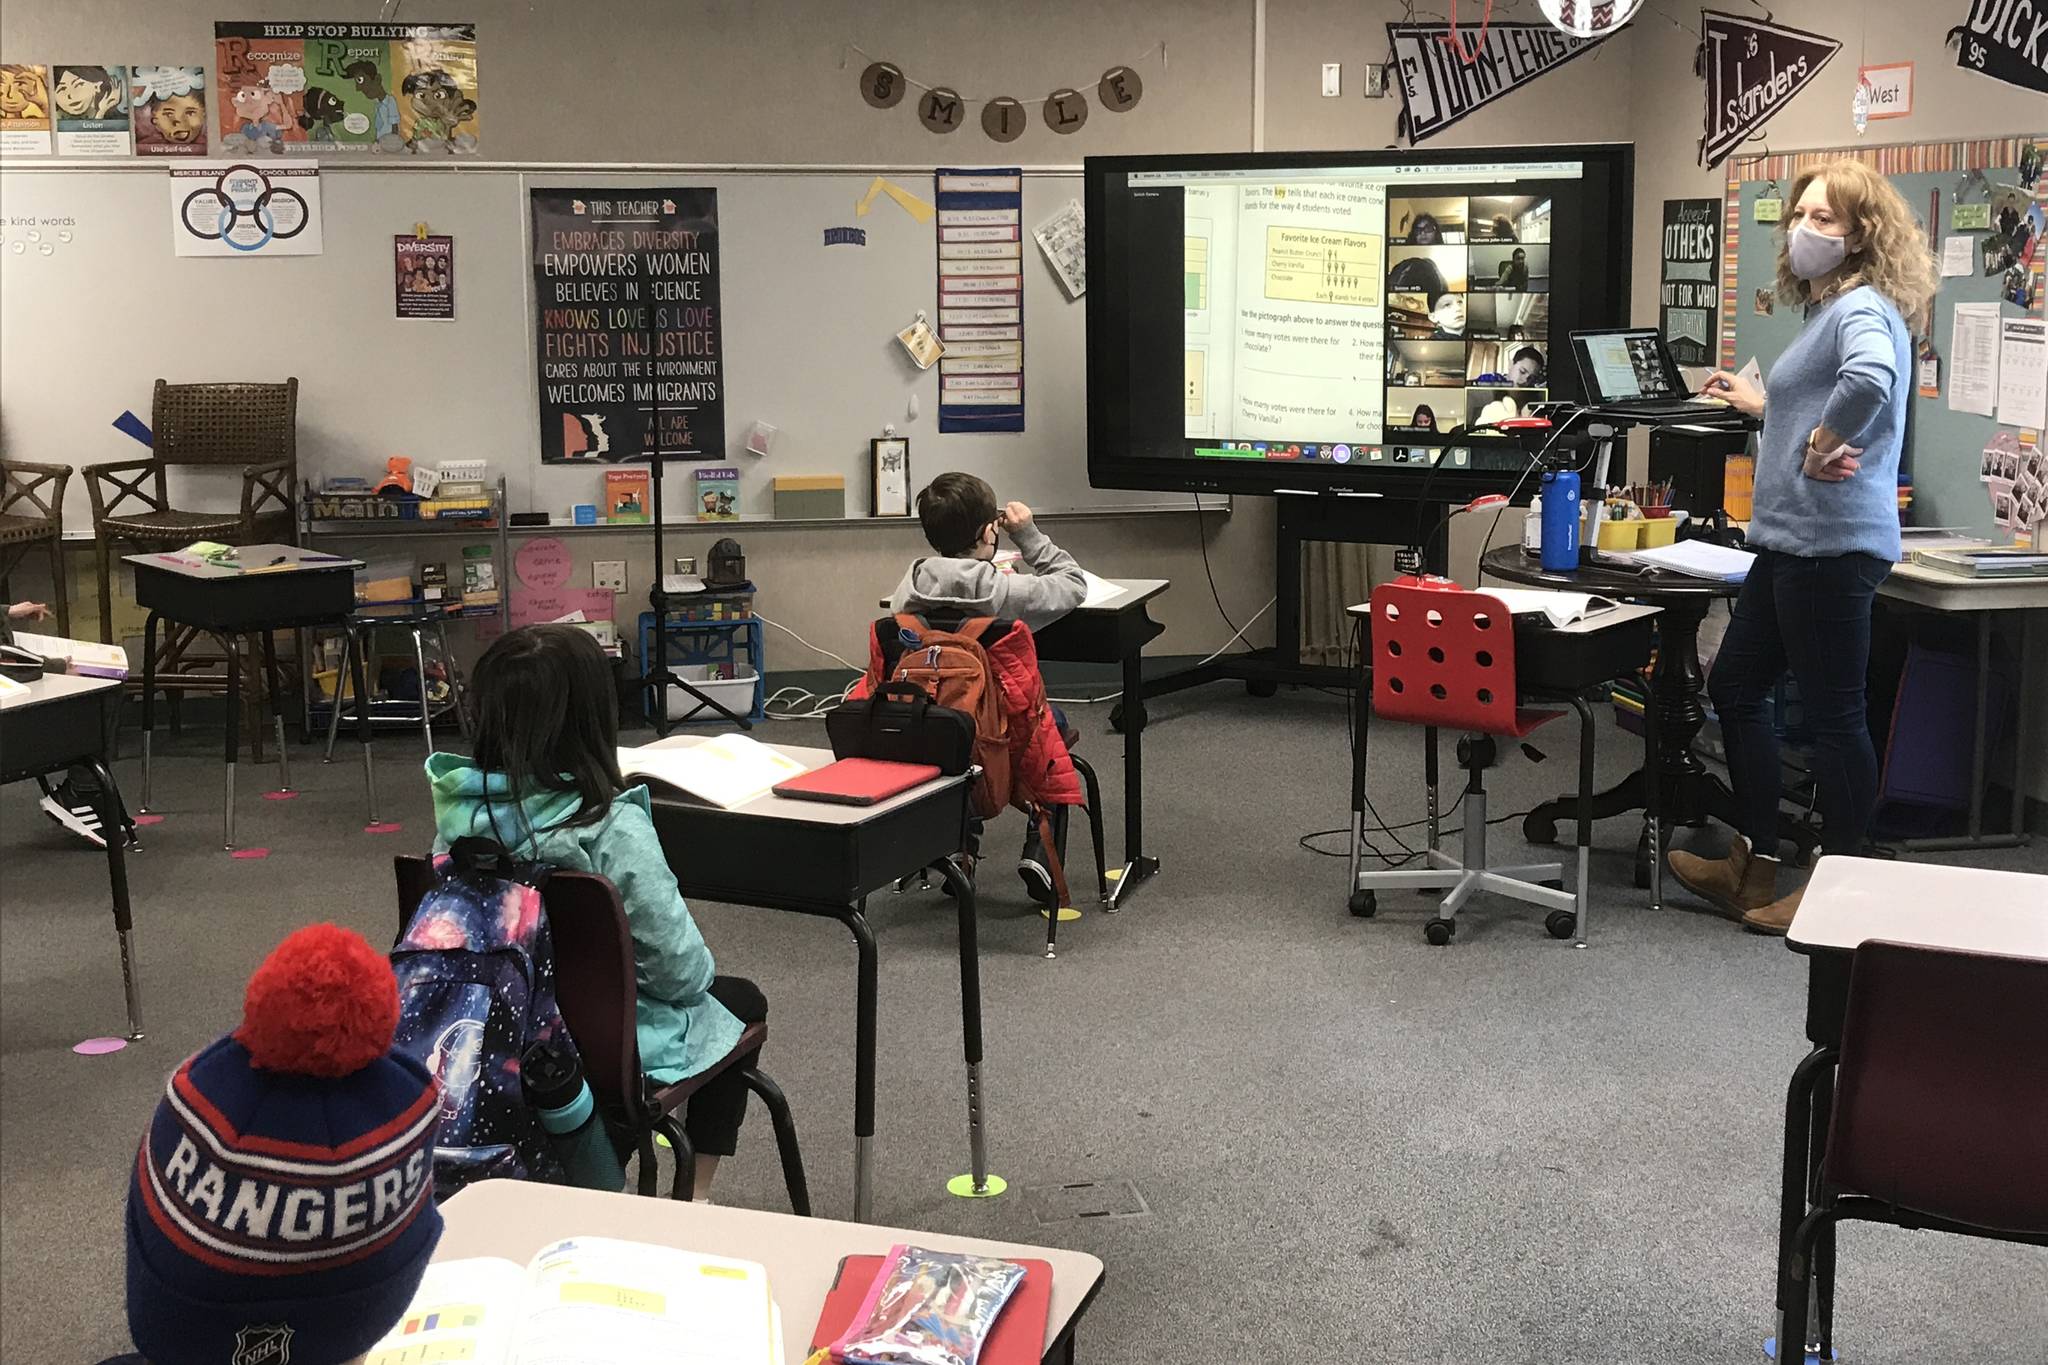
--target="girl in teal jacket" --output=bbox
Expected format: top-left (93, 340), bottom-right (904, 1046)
top-left (426, 624), bottom-right (759, 1196)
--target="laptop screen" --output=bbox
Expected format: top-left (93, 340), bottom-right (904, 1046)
top-left (1572, 329), bottom-right (1683, 402)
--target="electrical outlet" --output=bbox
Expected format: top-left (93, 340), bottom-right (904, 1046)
top-left (1321, 62), bottom-right (1342, 98)
top-left (1364, 63), bottom-right (1389, 99)
top-left (593, 560), bottom-right (627, 593)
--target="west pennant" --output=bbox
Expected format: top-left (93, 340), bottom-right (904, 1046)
top-left (1388, 21), bottom-right (1621, 144)
top-left (1698, 10), bottom-right (1843, 168)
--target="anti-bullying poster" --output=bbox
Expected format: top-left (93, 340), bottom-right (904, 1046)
top-left (532, 188), bottom-right (726, 463)
top-left (215, 21), bottom-right (477, 155)
top-left (395, 234), bottom-right (455, 320)
top-left (1660, 199), bottom-right (1720, 368)
top-left (131, 65), bottom-right (207, 155)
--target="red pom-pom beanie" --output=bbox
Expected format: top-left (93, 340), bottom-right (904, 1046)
top-left (124, 924), bottom-right (443, 1365)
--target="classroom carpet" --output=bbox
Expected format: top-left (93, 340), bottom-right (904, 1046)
top-left (3, 686), bottom-right (2044, 1363)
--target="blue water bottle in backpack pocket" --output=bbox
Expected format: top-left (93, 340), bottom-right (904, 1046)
top-left (1539, 468), bottom-right (1581, 572)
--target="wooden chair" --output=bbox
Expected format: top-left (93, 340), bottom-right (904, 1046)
top-left (84, 379), bottom-right (298, 642)
top-left (0, 460), bottom-right (71, 636)
top-left (1778, 940), bottom-right (2048, 1362)
top-left (395, 856), bottom-right (811, 1213)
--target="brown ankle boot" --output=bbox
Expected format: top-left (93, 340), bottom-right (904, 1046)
top-left (1741, 883), bottom-right (1804, 936)
top-left (1667, 838), bottom-right (1778, 920)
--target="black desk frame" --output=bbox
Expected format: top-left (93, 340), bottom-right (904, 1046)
top-left (647, 774), bottom-right (985, 1224)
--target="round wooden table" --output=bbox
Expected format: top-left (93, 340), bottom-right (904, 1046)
top-left (1478, 544), bottom-right (1820, 880)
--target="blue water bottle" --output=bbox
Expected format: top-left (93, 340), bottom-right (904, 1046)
top-left (523, 1039), bottom-right (627, 1192)
top-left (1539, 468), bottom-right (1581, 572)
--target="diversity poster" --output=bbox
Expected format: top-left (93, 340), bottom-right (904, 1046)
top-left (50, 65), bottom-right (131, 155)
top-left (935, 169), bottom-right (1026, 434)
top-left (1659, 199), bottom-right (1720, 368)
top-left (0, 64), bottom-right (53, 156)
top-left (1386, 22), bottom-right (1617, 145)
top-left (214, 21), bottom-right (477, 155)
top-left (1698, 11), bottom-right (1841, 169)
top-left (395, 234), bottom-right (455, 320)
top-left (170, 162), bottom-right (323, 256)
top-left (531, 188), bottom-right (726, 464)
top-left (131, 65), bottom-right (208, 155)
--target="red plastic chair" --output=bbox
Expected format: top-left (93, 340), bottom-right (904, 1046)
top-left (1778, 940), bottom-right (2048, 1362)
top-left (395, 856), bottom-right (810, 1212)
top-left (1348, 576), bottom-right (1598, 945)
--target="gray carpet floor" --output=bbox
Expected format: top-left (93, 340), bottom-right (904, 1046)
top-left (3, 686), bottom-right (2044, 1363)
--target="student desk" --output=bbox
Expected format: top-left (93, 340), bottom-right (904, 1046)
top-left (636, 735), bottom-right (985, 1223)
top-left (0, 672), bottom-right (143, 1038)
top-left (1478, 546), bottom-right (1825, 879)
top-left (1873, 560), bottom-right (2046, 852)
top-left (124, 546), bottom-right (369, 849)
top-left (436, 1180), bottom-right (1109, 1363)
top-left (1030, 578), bottom-right (1169, 908)
top-left (1775, 855), bottom-right (2048, 1355)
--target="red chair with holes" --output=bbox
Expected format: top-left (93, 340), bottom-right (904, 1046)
top-left (1347, 576), bottom-right (1599, 945)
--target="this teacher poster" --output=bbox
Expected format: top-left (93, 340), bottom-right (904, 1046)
top-left (1659, 198), bottom-right (1720, 368)
top-left (531, 188), bottom-right (725, 463)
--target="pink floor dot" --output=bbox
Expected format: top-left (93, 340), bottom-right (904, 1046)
top-left (73, 1037), bottom-right (127, 1056)
top-left (364, 822), bottom-right (403, 835)
top-left (229, 847), bottom-right (271, 860)
top-left (262, 791), bottom-right (299, 801)
top-left (133, 814), bottom-right (165, 826)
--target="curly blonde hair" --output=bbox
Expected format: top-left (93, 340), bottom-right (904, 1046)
top-left (1775, 158), bottom-right (1938, 331)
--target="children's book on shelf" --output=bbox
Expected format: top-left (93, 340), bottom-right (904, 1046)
top-left (696, 465), bottom-right (739, 521)
top-left (462, 544), bottom-right (500, 608)
top-left (364, 1237), bottom-right (781, 1365)
top-left (9, 632), bottom-right (130, 679)
top-left (619, 734), bottom-right (808, 810)
top-left (606, 468), bottom-right (651, 524)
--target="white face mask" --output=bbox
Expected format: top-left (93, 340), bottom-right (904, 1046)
top-left (1787, 222), bottom-right (1849, 280)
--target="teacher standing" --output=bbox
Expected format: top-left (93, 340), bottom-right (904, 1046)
top-left (1669, 158), bottom-right (1936, 934)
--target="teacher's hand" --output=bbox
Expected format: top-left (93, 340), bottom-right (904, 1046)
top-left (1699, 370), bottom-right (1765, 417)
top-left (1802, 443), bottom-right (1861, 482)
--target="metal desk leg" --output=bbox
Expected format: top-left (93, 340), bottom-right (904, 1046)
top-left (261, 629), bottom-right (291, 794)
top-left (1642, 669), bottom-right (1663, 912)
top-left (138, 612), bottom-right (160, 812)
top-left (1570, 695), bottom-right (1595, 948)
top-left (1775, 1045), bottom-right (1836, 1354)
top-left (222, 633), bottom-right (241, 850)
top-left (832, 900), bottom-right (880, 1223)
top-left (411, 625), bottom-right (435, 754)
top-left (1107, 642), bottom-right (1159, 910)
top-left (84, 756), bottom-right (143, 1040)
top-left (938, 856), bottom-right (991, 1195)
top-left (2010, 613), bottom-right (2030, 843)
top-left (349, 621), bottom-right (378, 824)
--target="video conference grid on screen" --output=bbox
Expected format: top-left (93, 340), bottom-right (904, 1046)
top-left (1147, 160), bottom-right (1583, 464)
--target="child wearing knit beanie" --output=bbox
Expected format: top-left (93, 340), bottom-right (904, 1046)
top-left (100, 923), bottom-right (444, 1365)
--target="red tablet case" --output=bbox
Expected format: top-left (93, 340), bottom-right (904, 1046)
top-left (810, 1254), bottom-right (1053, 1363)
top-left (772, 757), bottom-right (941, 806)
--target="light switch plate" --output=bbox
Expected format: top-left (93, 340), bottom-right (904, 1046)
top-left (1322, 62), bottom-right (1342, 97)
top-left (593, 560), bottom-right (627, 593)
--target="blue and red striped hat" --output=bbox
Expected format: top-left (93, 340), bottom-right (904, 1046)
top-left (125, 924), bottom-right (443, 1365)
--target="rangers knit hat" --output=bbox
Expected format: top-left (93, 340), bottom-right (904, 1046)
top-left (125, 924), bottom-right (443, 1365)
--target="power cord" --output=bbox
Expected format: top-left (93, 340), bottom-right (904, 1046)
top-left (1191, 492), bottom-right (1244, 639)
top-left (751, 611), bottom-right (863, 721)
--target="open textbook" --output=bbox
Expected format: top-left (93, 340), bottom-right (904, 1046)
top-left (365, 1238), bottom-right (783, 1365)
top-left (619, 734), bottom-right (809, 810)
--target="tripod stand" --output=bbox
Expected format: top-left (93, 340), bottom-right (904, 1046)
top-left (642, 456), bottom-right (752, 737)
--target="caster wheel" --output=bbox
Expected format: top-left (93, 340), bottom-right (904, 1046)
top-left (1523, 811), bottom-right (1558, 844)
top-left (1108, 704), bottom-right (1126, 734)
top-left (1246, 679), bottom-right (1278, 698)
top-left (1423, 918), bottom-right (1454, 946)
top-left (1545, 909), bottom-right (1577, 940)
top-left (1348, 890), bottom-right (1377, 918)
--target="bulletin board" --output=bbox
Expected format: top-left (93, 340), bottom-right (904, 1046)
top-left (1720, 134), bottom-right (2048, 538)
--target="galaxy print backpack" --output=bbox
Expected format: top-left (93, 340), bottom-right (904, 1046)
top-left (391, 836), bottom-right (575, 1197)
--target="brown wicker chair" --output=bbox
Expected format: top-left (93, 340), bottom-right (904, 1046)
top-left (84, 379), bottom-right (298, 642)
top-left (0, 460), bottom-right (71, 636)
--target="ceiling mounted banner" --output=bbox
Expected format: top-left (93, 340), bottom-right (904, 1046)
top-left (848, 43), bottom-right (1156, 143)
top-left (1946, 1), bottom-right (2048, 96)
top-left (1697, 10), bottom-right (1842, 169)
top-left (1386, 22), bottom-right (1620, 145)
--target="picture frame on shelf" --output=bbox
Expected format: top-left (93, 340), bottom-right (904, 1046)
top-left (872, 437), bottom-right (910, 517)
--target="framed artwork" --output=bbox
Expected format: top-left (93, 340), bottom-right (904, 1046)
top-left (872, 438), bottom-right (910, 517)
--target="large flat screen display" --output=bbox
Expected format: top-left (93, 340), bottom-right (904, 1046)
top-left (1085, 144), bottom-right (1634, 496)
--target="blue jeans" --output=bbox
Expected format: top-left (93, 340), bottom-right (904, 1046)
top-left (1708, 547), bottom-right (1891, 856)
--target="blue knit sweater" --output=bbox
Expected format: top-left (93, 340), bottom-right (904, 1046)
top-left (1747, 285), bottom-right (1910, 562)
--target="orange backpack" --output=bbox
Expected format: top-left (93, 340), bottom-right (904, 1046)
top-left (885, 613), bottom-right (1011, 819)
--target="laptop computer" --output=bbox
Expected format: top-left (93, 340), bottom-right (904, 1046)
top-left (1569, 327), bottom-right (1740, 421)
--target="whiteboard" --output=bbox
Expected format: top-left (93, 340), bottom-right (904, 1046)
top-left (0, 161), bottom-right (1213, 535)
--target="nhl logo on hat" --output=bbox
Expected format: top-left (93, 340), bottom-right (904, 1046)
top-left (232, 1322), bottom-right (293, 1364)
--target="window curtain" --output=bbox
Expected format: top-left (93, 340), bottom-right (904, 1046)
top-left (1298, 540), bottom-right (1396, 667)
